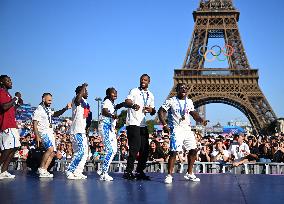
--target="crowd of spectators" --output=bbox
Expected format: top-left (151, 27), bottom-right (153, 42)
top-left (7, 119), bottom-right (284, 170)
top-left (195, 132), bottom-right (284, 165)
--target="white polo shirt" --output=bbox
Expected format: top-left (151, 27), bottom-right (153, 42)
top-left (33, 105), bottom-right (54, 134)
top-left (161, 96), bottom-right (195, 129)
top-left (100, 99), bottom-right (116, 131)
top-left (125, 87), bottom-right (155, 127)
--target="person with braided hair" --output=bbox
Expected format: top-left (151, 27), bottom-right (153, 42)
top-left (99, 87), bottom-right (125, 181)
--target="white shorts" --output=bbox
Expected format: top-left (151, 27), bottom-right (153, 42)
top-left (170, 125), bottom-right (197, 152)
top-left (0, 128), bottom-right (21, 150)
top-left (40, 132), bottom-right (56, 151)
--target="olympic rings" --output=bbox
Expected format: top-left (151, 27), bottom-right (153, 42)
top-left (204, 49), bottom-right (216, 62)
top-left (223, 44), bottom-right (234, 56)
top-left (198, 44), bottom-right (234, 62)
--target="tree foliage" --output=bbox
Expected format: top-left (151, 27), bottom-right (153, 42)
top-left (117, 110), bottom-right (127, 129)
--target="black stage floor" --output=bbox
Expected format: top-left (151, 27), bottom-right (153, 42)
top-left (0, 172), bottom-right (284, 204)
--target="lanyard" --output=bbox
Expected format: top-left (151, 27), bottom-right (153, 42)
top-left (176, 97), bottom-right (187, 118)
top-left (141, 90), bottom-right (149, 107)
top-left (41, 104), bottom-right (52, 125)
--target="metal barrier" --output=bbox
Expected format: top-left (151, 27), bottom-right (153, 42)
top-left (9, 160), bottom-right (284, 174)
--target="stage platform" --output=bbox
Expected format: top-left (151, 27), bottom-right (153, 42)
top-left (1, 172), bottom-right (284, 204)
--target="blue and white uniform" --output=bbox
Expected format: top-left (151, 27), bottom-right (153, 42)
top-left (33, 105), bottom-right (56, 151)
top-left (162, 97), bottom-right (196, 152)
top-left (67, 98), bottom-right (89, 174)
top-left (99, 99), bottom-right (117, 174)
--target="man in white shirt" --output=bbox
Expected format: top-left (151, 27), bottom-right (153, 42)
top-left (158, 83), bottom-right (207, 184)
top-left (228, 134), bottom-right (250, 162)
top-left (211, 140), bottom-right (230, 163)
top-left (123, 74), bottom-right (156, 180)
top-left (66, 83), bottom-right (90, 180)
top-left (33, 93), bottom-right (71, 178)
top-left (228, 134), bottom-right (252, 167)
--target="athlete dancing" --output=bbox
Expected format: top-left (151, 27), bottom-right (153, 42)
top-left (66, 83), bottom-right (90, 179)
top-left (33, 93), bottom-right (71, 178)
top-left (99, 87), bottom-right (124, 181)
top-left (158, 83), bottom-right (207, 184)
top-left (0, 75), bottom-right (22, 179)
top-left (123, 74), bottom-right (156, 180)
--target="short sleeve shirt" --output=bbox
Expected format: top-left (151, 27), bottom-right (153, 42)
top-left (211, 149), bottom-right (230, 161)
top-left (0, 88), bottom-right (17, 131)
top-left (126, 88), bottom-right (155, 127)
top-left (161, 96), bottom-right (194, 128)
top-left (228, 142), bottom-right (250, 159)
top-left (70, 98), bottom-right (87, 134)
top-left (33, 105), bottom-right (54, 134)
top-left (100, 99), bottom-right (116, 130)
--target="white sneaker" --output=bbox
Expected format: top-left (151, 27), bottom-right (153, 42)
top-left (39, 169), bottom-right (53, 178)
top-left (100, 173), bottom-right (113, 181)
top-left (37, 167), bottom-right (44, 175)
top-left (97, 168), bottom-right (102, 175)
top-left (164, 174), bottom-right (173, 184)
top-left (0, 171), bottom-right (16, 179)
top-left (74, 172), bottom-right (87, 180)
top-left (184, 173), bottom-right (200, 182)
top-left (66, 171), bottom-right (81, 180)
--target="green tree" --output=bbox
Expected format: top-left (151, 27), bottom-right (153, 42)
top-left (117, 110), bottom-right (127, 129)
top-left (146, 119), bottom-right (158, 134)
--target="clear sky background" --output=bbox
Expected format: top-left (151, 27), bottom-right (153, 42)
top-left (1, 0), bottom-right (283, 126)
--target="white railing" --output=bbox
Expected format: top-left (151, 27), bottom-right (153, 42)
top-left (10, 160), bottom-right (284, 175)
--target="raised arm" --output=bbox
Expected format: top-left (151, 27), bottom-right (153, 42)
top-left (53, 102), bottom-right (72, 117)
top-left (115, 102), bottom-right (126, 110)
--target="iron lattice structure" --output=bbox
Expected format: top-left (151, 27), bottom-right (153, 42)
top-left (167, 0), bottom-right (277, 134)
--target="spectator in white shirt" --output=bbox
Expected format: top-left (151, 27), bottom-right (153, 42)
top-left (228, 134), bottom-right (250, 163)
top-left (211, 140), bottom-right (230, 163)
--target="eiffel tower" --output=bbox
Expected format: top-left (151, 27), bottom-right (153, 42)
top-left (167, 0), bottom-right (277, 134)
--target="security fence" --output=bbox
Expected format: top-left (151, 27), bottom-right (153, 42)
top-left (10, 160), bottom-right (284, 175)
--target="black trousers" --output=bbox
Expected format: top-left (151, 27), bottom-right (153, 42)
top-left (126, 125), bottom-right (149, 173)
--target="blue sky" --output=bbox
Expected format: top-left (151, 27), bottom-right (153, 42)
top-left (1, 0), bottom-right (284, 126)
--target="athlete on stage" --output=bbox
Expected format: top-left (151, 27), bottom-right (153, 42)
top-left (66, 83), bottom-right (90, 180)
top-left (123, 74), bottom-right (156, 180)
top-left (0, 75), bottom-right (22, 179)
top-left (33, 93), bottom-right (71, 178)
top-left (158, 83), bottom-right (207, 184)
top-left (99, 87), bottom-right (125, 181)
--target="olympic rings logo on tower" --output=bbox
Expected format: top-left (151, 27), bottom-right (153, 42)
top-left (198, 44), bottom-right (234, 62)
